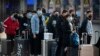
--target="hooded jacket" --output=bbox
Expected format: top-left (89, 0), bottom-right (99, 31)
top-left (4, 16), bottom-right (19, 36)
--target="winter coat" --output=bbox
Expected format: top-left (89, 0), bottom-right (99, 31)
top-left (47, 15), bottom-right (59, 39)
top-left (56, 15), bottom-right (72, 47)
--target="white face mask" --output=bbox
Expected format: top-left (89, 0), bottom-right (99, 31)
top-left (67, 16), bottom-right (73, 22)
top-left (37, 11), bottom-right (42, 16)
top-left (26, 12), bottom-right (32, 19)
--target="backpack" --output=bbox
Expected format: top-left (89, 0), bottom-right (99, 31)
top-left (71, 32), bottom-right (79, 48)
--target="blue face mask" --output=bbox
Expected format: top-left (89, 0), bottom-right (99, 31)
top-left (37, 11), bottom-right (42, 16)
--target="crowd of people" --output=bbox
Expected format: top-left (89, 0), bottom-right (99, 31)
top-left (0, 7), bottom-right (94, 56)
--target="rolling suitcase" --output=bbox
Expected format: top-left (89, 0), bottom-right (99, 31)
top-left (42, 39), bottom-right (57, 56)
top-left (95, 31), bottom-right (99, 44)
top-left (1, 40), bottom-right (12, 56)
top-left (14, 30), bottom-right (30, 56)
top-left (79, 32), bottom-right (99, 56)
top-left (81, 33), bottom-right (88, 44)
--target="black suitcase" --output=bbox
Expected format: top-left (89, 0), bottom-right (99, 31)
top-left (1, 40), bottom-right (12, 56)
top-left (48, 40), bottom-right (57, 56)
top-left (14, 30), bottom-right (30, 56)
top-left (42, 39), bottom-right (57, 56)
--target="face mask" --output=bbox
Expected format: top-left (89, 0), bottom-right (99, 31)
top-left (67, 16), bottom-right (73, 22)
top-left (26, 12), bottom-right (32, 19)
top-left (37, 11), bottom-right (42, 16)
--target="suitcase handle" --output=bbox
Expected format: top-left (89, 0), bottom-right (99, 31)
top-left (23, 30), bottom-right (28, 39)
top-left (81, 33), bottom-right (87, 44)
top-left (95, 31), bottom-right (99, 44)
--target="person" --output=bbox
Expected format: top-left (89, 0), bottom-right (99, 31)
top-left (26, 10), bottom-right (33, 19)
top-left (47, 11), bottom-right (59, 39)
top-left (80, 10), bottom-right (93, 44)
top-left (69, 9), bottom-right (80, 32)
top-left (31, 8), bottom-right (46, 56)
top-left (0, 22), bottom-right (7, 40)
top-left (56, 10), bottom-right (73, 56)
top-left (3, 13), bottom-right (19, 54)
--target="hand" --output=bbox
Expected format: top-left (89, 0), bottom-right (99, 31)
top-left (22, 31), bottom-right (25, 34)
top-left (33, 34), bottom-right (36, 39)
top-left (72, 30), bottom-right (76, 33)
top-left (64, 47), bottom-right (68, 52)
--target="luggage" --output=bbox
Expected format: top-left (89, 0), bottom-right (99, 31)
top-left (95, 31), bottom-right (99, 44)
top-left (79, 45), bottom-right (99, 56)
top-left (79, 32), bottom-right (99, 56)
top-left (14, 30), bottom-right (29, 56)
top-left (42, 39), bottom-right (57, 56)
top-left (0, 32), bottom-right (7, 40)
top-left (1, 40), bottom-right (12, 56)
top-left (44, 33), bottom-right (53, 40)
top-left (81, 33), bottom-right (88, 44)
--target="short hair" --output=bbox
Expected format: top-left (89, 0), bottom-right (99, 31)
top-left (62, 10), bottom-right (68, 14)
top-left (13, 14), bottom-right (18, 19)
top-left (86, 10), bottom-right (92, 14)
top-left (32, 10), bottom-right (37, 13)
top-left (26, 10), bottom-right (32, 13)
top-left (42, 8), bottom-right (46, 13)
top-left (37, 8), bottom-right (42, 10)
top-left (69, 9), bottom-right (74, 13)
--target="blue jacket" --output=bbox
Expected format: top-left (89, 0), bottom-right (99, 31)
top-left (31, 14), bottom-right (46, 35)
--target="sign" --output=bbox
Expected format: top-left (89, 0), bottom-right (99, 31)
top-left (84, 0), bottom-right (89, 4)
top-left (27, 0), bottom-right (37, 5)
top-left (17, 43), bottom-right (23, 56)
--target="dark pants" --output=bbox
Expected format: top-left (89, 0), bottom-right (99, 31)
top-left (56, 39), bottom-right (66, 56)
top-left (30, 33), bottom-right (43, 55)
top-left (87, 35), bottom-right (92, 44)
top-left (66, 47), bottom-right (78, 56)
top-left (56, 46), bottom-right (66, 56)
top-left (7, 35), bottom-right (15, 53)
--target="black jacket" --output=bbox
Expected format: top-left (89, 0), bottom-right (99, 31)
top-left (79, 17), bottom-right (88, 38)
top-left (47, 15), bottom-right (59, 39)
top-left (56, 15), bottom-right (72, 47)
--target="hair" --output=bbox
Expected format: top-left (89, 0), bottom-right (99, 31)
top-left (13, 14), bottom-right (19, 19)
top-left (62, 10), bottom-right (68, 14)
top-left (69, 9), bottom-right (74, 14)
top-left (32, 10), bottom-right (37, 13)
top-left (26, 10), bottom-right (32, 13)
top-left (37, 8), bottom-right (42, 11)
top-left (42, 8), bottom-right (46, 13)
top-left (86, 10), bottom-right (92, 14)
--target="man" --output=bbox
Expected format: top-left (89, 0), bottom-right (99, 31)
top-left (4, 13), bottom-right (19, 53)
top-left (80, 10), bottom-right (93, 44)
top-left (47, 11), bottom-right (59, 39)
top-left (56, 10), bottom-right (72, 56)
top-left (31, 8), bottom-right (46, 56)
